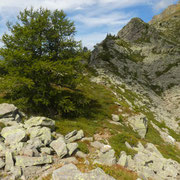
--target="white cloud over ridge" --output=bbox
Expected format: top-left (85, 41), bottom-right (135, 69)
top-left (0, 0), bottom-right (178, 49)
top-left (0, 0), bottom-right (176, 11)
top-left (153, 0), bottom-right (177, 11)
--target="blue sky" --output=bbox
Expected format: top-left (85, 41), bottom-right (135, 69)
top-left (0, 0), bottom-right (178, 49)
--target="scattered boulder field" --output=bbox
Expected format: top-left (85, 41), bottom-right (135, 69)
top-left (0, 103), bottom-right (180, 180)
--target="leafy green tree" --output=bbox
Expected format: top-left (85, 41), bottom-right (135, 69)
top-left (0, 7), bottom-right (89, 117)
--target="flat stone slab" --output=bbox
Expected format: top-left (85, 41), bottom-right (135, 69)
top-left (0, 103), bottom-right (17, 118)
top-left (15, 156), bottom-right (52, 167)
top-left (67, 143), bottom-right (78, 156)
top-left (65, 130), bottom-right (84, 143)
top-left (24, 116), bottom-right (55, 129)
top-left (50, 137), bottom-right (68, 158)
top-left (28, 126), bottom-right (52, 145)
top-left (5, 151), bottom-right (14, 171)
top-left (94, 149), bottom-right (116, 166)
top-left (128, 113), bottom-right (148, 138)
top-left (1, 126), bottom-right (26, 144)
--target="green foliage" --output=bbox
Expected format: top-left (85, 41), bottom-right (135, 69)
top-left (116, 39), bottom-right (131, 50)
top-left (128, 52), bottom-right (145, 62)
top-left (0, 122), bottom-right (5, 132)
top-left (77, 141), bottom-right (89, 154)
top-left (55, 117), bottom-right (100, 137)
top-left (95, 164), bottom-right (138, 180)
top-left (135, 35), bottom-right (151, 43)
top-left (109, 133), bottom-right (138, 157)
top-left (0, 7), bottom-right (90, 117)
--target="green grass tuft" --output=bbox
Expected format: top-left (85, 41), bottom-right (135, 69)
top-left (77, 141), bottom-right (89, 154)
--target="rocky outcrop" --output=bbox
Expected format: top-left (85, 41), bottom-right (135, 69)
top-left (132, 143), bottom-right (180, 180)
top-left (0, 103), bottom-right (23, 126)
top-left (94, 148), bottom-right (116, 166)
top-left (65, 130), bottom-right (84, 143)
top-left (88, 4), bottom-right (180, 179)
top-left (24, 116), bottom-right (55, 129)
top-left (89, 2), bottom-right (180, 134)
top-left (117, 18), bottom-right (152, 43)
top-left (50, 137), bottom-right (68, 158)
top-left (0, 104), bottom-right (84, 179)
top-left (0, 103), bottom-right (18, 118)
top-left (15, 156), bottom-right (52, 167)
top-left (116, 142), bottom-right (180, 179)
top-left (0, 103), bottom-right (180, 179)
top-left (128, 113), bottom-right (148, 138)
top-left (1, 126), bottom-right (27, 145)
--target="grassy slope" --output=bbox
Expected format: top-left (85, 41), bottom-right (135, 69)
top-left (55, 72), bottom-right (180, 165)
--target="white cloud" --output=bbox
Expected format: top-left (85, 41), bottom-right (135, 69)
top-left (0, 0), bottom-right (178, 49)
top-left (0, 0), bottom-right (95, 10)
top-left (152, 0), bottom-right (177, 11)
top-left (0, 0), bottom-right (175, 12)
top-left (73, 12), bottom-right (132, 27)
top-left (76, 32), bottom-right (107, 49)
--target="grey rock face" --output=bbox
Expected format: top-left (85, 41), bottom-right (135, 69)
top-left (117, 18), bottom-right (148, 42)
top-left (0, 158), bottom-right (5, 169)
top-left (67, 143), bottom-right (78, 156)
top-left (129, 142), bottom-right (180, 180)
top-left (100, 145), bottom-right (112, 153)
top-left (65, 130), bottom-right (78, 140)
top-left (5, 151), bottom-right (14, 171)
top-left (94, 149), bottom-right (116, 166)
top-left (0, 141), bottom-right (6, 152)
top-left (127, 113), bottom-right (148, 138)
top-left (65, 130), bottom-right (84, 143)
top-left (11, 166), bottom-right (22, 179)
top-left (52, 163), bottom-right (115, 180)
top-left (89, 6), bottom-right (180, 134)
top-left (117, 151), bottom-right (128, 167)
top-left (1, 126), bottom-right (27, 145)
top-left (27, 126), bottom-right (52, 145)
top-left (15, 156), bottom-right (52, 167)
top-left (50, 137), bottom-right (68, 158)
top-left (0, 103), bottom-right (18, 118)
top-left (24, 116), bottom-right (55, 129)
top-left (40, 147), bottom-right (52, 155)
top-left (0, 118), bottom-right (16, 126)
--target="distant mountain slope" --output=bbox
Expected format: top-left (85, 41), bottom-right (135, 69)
top-left (149, 1), bottom-right (180, 43)
top-left (89, 2), bottom-right (180, 131)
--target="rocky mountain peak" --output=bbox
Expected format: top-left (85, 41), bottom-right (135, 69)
top-left (117, 18), bottom-right (149, 42)
top-left (89, 2), bottom-right (180, 137)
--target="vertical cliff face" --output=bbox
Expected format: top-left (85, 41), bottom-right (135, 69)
top-left (89, 2), bottom-right (180, 131)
